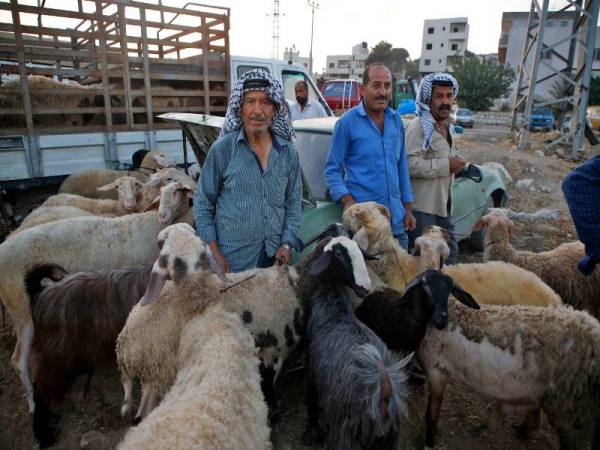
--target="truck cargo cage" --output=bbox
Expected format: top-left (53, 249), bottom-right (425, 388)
top-left (0, 0), bottom-right (230, 136)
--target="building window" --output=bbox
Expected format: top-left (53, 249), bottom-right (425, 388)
top-left (426, 43), bottom-right (432, 50)
top-left (424, 59), bottom-right (431, 66)
top-left (595, 49), bottom-right (600, 60)
top-left (442, 26), bottom-right (446, 31)
top-left (428, 27), bottom-right (434, 34)
top-left (453, 27), bottom-right (459, 32)
top-left (439, 59), bottom-right (442, 63)
top-left (328, 62), bottom-right (334, 69)
top-left (441, 43), bottom-right (444, 47)
top-left (451, 43), bottom-right (458, 51)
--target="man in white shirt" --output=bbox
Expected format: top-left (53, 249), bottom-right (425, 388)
top-left (290, 80), bottom-right (328, 120)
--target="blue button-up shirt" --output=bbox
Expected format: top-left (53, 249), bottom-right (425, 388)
top-left (324, 101), bottom-right (414, 236)
top-left (194, 128), bottom-right (303, 272)
top-left (562, 155), bottom-right (600, 275)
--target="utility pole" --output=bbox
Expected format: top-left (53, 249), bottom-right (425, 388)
top-left (269, 0), bottom-right (281, 59)
top-left (307, 0), bottom-right (319, 75)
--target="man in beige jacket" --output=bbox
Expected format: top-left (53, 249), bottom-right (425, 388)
top-left (405, 73), bottom-right (467, 264)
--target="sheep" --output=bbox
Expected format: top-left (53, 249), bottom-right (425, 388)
top-left (117, 304), bottom-right (271, 450)
top-left (418, 300), bottom-right (600, 450)
top-left (5, 206), bottom-right (101, 240)
top-left (480, 208), bottom-right (600, 318)
top-left (342, 201), bottom-right (562, 308)
top-left (58, 149), bottom-right (175, 200)
top-left (24, 263), bottom-right (153, 448)
top-left (0, 180), bottom-right (194, 414)
top-left (137, 167), bottom-right (197, 212)
top-left (0, 75), bottom-right (95, 127)
top-left (303, 235), bottom-right (412, 449)
top-left (117, 223), bottom-right (302, 421)
top-left (43, 178), bottom-right (143, 216)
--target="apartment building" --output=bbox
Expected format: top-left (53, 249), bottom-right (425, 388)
top-left (419, 17), bottom-right (469, 74)
top-left (324, 42), bottom-right (369, 80)
top-left (498, 11), bottom-right (600, 100)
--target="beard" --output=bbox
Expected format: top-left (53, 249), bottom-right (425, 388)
top-left (296, 96), bottom-right (308, 106)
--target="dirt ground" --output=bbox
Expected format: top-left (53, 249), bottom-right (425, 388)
top-left (0, 125), bottom-right (596, 449)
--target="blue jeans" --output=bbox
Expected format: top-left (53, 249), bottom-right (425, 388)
top-left (395, 230), bottom-right (409, 251)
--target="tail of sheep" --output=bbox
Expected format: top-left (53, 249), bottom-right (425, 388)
top-left (351, 343), bottom-right (412, 434)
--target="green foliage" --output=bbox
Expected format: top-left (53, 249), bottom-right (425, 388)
top-left (364, 41), bottom-right (410, 75)
top-left (451, 55), bottom-right (515, 111)
top-left (406, 59), bottom-right (420, 78)
top-left (589, 76), bottom-right (600, 106)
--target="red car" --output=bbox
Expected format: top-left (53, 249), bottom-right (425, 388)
top-left (321, 79), bottom-right (362, 112)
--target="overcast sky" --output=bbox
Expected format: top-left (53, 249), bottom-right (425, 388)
top-left (3, 0), bottom-right (572, 73)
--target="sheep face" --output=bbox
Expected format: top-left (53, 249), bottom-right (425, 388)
top-left (308, 236), bottom-right (372, 297)
top-left (150, 150), bottom-right (175, 169)
top-left (342, 202), bottom-right (393, 253)
top-left (414, 236), bottom-right (451, 271)
top-left (156, 182), bottom-right (193, 225)
top-left (140, 223), bottom-right (224, 306)
top-left (97, 176), bottom-right (144, 212)
top-left (479, 208), bottom-right (516, 240)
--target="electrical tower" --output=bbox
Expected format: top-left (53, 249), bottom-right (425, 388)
top-left (510, 0), bottom-right (600, 160)
top-left (270, 0), bottom-right (281, 59)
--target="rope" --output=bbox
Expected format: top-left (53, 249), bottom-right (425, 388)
top-left (219, 273), bottom-right (257, 293)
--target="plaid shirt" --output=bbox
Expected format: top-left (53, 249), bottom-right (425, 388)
top-left (194, 128), bottom-right (302, 272)
top-left (562, 155), bottom-right (600, 275)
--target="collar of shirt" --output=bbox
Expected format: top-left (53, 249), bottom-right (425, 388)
top-left (356, 100), bottom-right (395, 124)
top-left (235, 127), bottom-right (284, 152)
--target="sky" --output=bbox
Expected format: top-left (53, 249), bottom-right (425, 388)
top-left (1, 0), bottom-right (572, 73)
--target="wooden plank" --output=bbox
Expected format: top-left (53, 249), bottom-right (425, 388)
top-left (0, 45), bottom-right (102, 61)
top-left (95, 0), bottom-right (113, 131)
top-left (0, 3), bottom-right (118, 25)
top-left (223, 13), bottom-right (231, 98)
top-left (118, 0), bottom-right (229, 21)
top-left (0, 23), bottom-right (100, 41)
top-left (117, 3), bottom-right (133, 128)
top-left (139, 7), bottom-right (154, 129)
top-left (201, 16), bottom-right (211, 115)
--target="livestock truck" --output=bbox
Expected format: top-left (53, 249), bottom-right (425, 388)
top-left (0, 0), bottom-right (330, 234)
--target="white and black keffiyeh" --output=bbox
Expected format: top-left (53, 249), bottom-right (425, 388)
top-left (220, 69), bottom-right (294, 140)
top-left (416, 72), bottom-right (458, 150)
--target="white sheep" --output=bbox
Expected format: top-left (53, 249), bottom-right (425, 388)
top-left (5, 206), bottom-right (101, 240)
top-left (117, 305), bottom-right (271, 450)
top-left (419, 301), bottom-right (600, 450)
top-left (342, 202), bottom-right (562, 307)
top-left (117, 224), bottom-right (303, 421)
top-left (137, 167), bottom-right (197, 212)
top-left (58, 150), bottom-right (175, 200)
top-left (0, 181), bottom-right (194, 414)
top-left (480, 208), bottom-right (600, 318)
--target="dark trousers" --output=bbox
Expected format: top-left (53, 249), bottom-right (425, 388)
top-left (256, 241), bottom-right (275, 268)
top-left (407, 209), bottom-right (459, 265)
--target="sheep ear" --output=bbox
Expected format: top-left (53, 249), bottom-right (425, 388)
top-left (376, 204), bottom-right (391, 221)
top-left (204, 244), bottom-right (229, 282)
top-left (177, 184), bottom-right (195, 198)
top-left (450, 280), bottom-right (480, 310)
top-left (308, 250), bottom-right (332, 277)
top-left (143, 175), bottom-right (162, 188)
top-left (97, 181), bottom-right (118, 191)
top-left (402, 273), bottom-right (425, 296)
top-left (140, 262), bottom-right (168, 306)
top-left (144, 196), bottom-right (161, 212)
top-left (152, 153), bottom-right (172, 168)
top-left (352, 227), bottom-right (370, 252)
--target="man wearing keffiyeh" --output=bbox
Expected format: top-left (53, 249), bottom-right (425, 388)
top-left (405, 72), bottom-right (469, 264)
top-left (194, 69), bottom-right (302, 272)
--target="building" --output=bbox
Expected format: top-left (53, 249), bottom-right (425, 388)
top-left (498, 11), bottom-right (600, 101)
top-left (282, 46), bottom-right (311, 71)
top-left (419, 17), bottom-right (469, 74)
top-left (324, 42), bottom-right (369, 80)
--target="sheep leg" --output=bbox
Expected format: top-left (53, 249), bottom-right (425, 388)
top-left (120, 376), bottom-right (134, 417)
top-left (424, 371), bottom-right (447, 449)
top-left (32, 391), bottom-right (58, 449)
top-left (545, 409), bottom-right (576, 450)
top-left (513, 408), bottom-right (541, 439)
top-left (13, 322), bottom-right (35, 413)
top-left (133, 383), bottom-right (157, 424)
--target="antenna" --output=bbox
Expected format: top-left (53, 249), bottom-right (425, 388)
top-left (268, 0), bottom-right (281, 59)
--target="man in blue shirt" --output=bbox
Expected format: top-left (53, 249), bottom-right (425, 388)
top-left (195, 70), bottom-right (302, 273)
top-left (324, 62), bottom-right (415, 248)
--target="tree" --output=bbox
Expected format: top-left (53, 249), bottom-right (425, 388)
top-left (405, 58), bottom-right (420, 78)
top-left (364, 41), bottom-right (410, 76)
top-left (451, 55), bottom-right (515, 111)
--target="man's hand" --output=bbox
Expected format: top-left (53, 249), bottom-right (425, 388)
top-left (449, 156), bottom-right (467, 175)
top-left (275, 244), bottom-right (292, 266)
top-left (404, 209), bottom-right (417, 231)
top-left (209, 241), bottom-right (230, 273)
top-left (340, 194), bottom-right (356, 210)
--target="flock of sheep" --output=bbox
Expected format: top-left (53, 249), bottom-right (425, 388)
top-left (0, 152), bottom-right (599, 450)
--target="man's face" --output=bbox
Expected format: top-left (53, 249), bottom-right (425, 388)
top-left (360, 66), bottom-right (392, 114)
top-left (241, 90), bottom-right (276, 135)
top-left (295, 83), bottom-right (308, 106)
top-left (429, 85), bottom-right (454, 122)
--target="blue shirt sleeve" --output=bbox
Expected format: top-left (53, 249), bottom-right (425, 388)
top-left (324, 118), bottom-right (351, 202)
top-left (194, 139), bottom-right (225, 244)
top-left (281, 146), bottom-right (303, 248)
top-left (396, 119), bottom-right (414, 203)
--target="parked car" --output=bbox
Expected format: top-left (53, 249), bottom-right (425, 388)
top-left (321, 79), bottom-right (362, 113)
top-left (159, 114), bottom-right (509, 260)
top-left (529, 107), bottom-right (554, 132)
top-left (452, 108), bottom-right (475, 128)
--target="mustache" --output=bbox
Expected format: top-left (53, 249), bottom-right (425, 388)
top-left (249, 114), bottom-right (267, 121)
top-left (375, 96), bottom-right (388, 101)
top-left (439, 104), bottom-right (451, 111)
